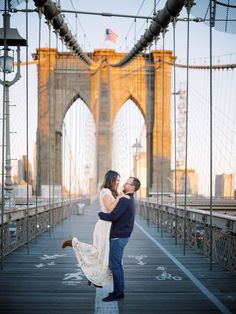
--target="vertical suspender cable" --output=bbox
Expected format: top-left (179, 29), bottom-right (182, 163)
top-left (55, 31), bottom-right (58, 51)
top-left (63, 121), bottom-right (66, 203)
top-left (54, 0), bottom-right (64, 209)
top-left (52, 36), bottom-right (56, 206)
top-left (52, 33), bottom-right (57, 206)
top-left (209, 0), bottom-right (214, 271)
top-left (160, 29), bottom-right (166, 238)
top-left (68, 53), bottom-right (72, 205)
top-left (136, 61), bottom-right (139, 171)
top-left (1, 0), bottom-right (7, 270)
top-left (68, 106), bottom-right (73, 202)
top-left (146, 46), bottom-right (155, 228)
top-left (147, 45), bottom-right (152, 227)
top-left (25, 0), bottom-right (30, 254)
top-left (61, 41), bottom-right (64, 205)
top-left (69, 107), bottom-right (72, 202)
top-left (80, 99), bottom-right (83, 200)
top-left (134, 18), bottom-right (137, 43)
top-left (48, 23), bottom-right (52, 232)
top-left (75, 13), bottom-right (78, 41)
top-left (155, 52), bottom-right (160, 233)
top-left (183, 2), bottom-right (191, 256)
top-left (74, 104), bottom-right (77, 199)
top-left (153, 0), bottom-right (157, 14)
top-left (74, 68), bottom-right (78, 199)
top-left (172, 17), bottom-right (178, 245)
top-left (74, 14), bottom-right (78, 200)
top-left (153, 0), bottom-right (157, 50)
top-left (52, 64), bottom-right (55, 206)
top-left (35, 9), bottom-right (42, 243)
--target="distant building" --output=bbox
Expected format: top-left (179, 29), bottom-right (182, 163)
top-left (215, 174), bottom-right (234, 198)
top-left (17, 155), bottom-right (33, 185)
top-left (171, 163), bottom-right (198, 195)
top-left (33, 143), bottom-right (37, 188)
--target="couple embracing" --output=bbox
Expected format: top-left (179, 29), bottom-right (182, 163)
top-left (62, 170), bottom-right (140, 302)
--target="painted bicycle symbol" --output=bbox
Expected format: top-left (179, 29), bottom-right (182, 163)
top-left (156, 266), bottom-right (182, 281)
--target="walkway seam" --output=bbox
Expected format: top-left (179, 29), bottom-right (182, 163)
top-left (135, 221), bottom-right (232, 314)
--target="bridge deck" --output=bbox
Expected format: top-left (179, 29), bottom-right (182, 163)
top-left (0, 200), bottom-right (235, 314)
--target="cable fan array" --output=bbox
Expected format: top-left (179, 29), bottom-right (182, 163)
top-left (112, 0), bottom-right (185, 67)
top-left (32, 0), bottom-right (186, 68)
top-left (33, 0), bottom-right (93, 66)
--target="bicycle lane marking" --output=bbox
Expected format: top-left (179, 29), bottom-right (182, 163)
top-left (135, 221), bottom-right (232, 314)
top-left (94, 282), bottom-right (119, 314)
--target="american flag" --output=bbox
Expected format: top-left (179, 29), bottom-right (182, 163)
top-left (105, 29), bottom-right (118, 43)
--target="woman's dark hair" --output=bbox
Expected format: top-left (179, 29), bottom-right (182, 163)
top-left (101, 170), bottom-right (120, 198)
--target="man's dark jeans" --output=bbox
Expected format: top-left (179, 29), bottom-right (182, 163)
top-left (109, 237), bottom-right (129, 294)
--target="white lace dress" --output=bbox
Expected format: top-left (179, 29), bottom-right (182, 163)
top-left (72, 188), bottom-right (113, 286)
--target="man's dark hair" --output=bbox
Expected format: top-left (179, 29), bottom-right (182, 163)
top-left (130, 177), bottom-right (141, 192)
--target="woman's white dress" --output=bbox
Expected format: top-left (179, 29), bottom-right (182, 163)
top-left (72, 188), bottom-right (113, 286)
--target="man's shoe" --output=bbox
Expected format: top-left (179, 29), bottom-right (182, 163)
top-left (102, 292), bottom-right (124, 302)
top-left (62, 239), bottom-right (72, 248)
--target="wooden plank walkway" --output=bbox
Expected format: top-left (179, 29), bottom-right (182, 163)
top-left (0, 200), bottom-right (236, 314)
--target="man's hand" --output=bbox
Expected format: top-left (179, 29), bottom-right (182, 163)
top-left (119, 193), bottom-right (130, 199)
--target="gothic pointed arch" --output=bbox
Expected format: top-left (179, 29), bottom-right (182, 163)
top-left (36, 48), bottom-right (173, 196)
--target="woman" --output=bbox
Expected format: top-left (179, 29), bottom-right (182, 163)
top-left (62, 170), bottom-right (127, 287)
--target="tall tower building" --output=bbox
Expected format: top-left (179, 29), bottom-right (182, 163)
top-left (176, 84), bottom-right (186, 166)
top-left (172, 84), bottom-right (198, 195)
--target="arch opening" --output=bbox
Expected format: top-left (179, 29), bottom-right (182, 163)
top-left (62, 98), bottom-right (96, 198)
top-left (112, 99), bottom-right (146, 197)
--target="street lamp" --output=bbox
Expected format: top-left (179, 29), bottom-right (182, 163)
top-left (132, 138), bottom-right (142, 177)
top-left (85, 164), bottom-right (90, 196)
top-left (0, 48), bottom-right (14, 73)
top-left (0, 12), bottom-right (27, 208)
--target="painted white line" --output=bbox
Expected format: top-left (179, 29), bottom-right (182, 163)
top-left (135, 221), bottom-right (232, 314)
top-left (95, 282), bottom-right (119, 314)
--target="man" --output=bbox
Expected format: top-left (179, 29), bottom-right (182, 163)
top-left (98, 176), bottom-right (141, 302)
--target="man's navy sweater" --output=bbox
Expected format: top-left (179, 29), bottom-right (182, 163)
top-left (98, 194), bottom-right (135, 239)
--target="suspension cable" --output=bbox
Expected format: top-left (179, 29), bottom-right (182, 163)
top-left (25, 0), bottom-right (30, 255)
top-left (154, 49), bottom-right (160, 233)
top-left (52, 43), bottom-right (56, 206)
top-left (209, 0), bottom-right (215, 271)
top-left (183, 1), bottom-right (192, 256)
top-left (35, 6), bottom-right (42, 245)
top-left (160, 29), bottom-right (166, 238)
top-left (172, 16), bottom-right (178, 245)
top-left (61, 40), bottom-right (65, 204)
top-left (48, 22), bottom-right (52, 232)
top-left (0, 0), bottom-right (7, 271)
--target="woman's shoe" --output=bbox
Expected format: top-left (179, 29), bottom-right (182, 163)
top-left (62, 239), bottom-right (72, 248)
top-left (88, 280), bottom-right (103, 288)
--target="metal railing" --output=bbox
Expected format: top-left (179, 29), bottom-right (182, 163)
top-left (137, 199), bottom-right (236, 273)
top-left (0, 198), bottom-right (89, 257)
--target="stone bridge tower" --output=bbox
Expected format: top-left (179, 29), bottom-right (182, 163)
top-left (35, 48), bottom-right (174, 196)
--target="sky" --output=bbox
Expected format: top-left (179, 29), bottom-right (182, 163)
top-left (6, 0), bottom-right (236, 61)
top-left (0, 0), bottom-right (236, 196)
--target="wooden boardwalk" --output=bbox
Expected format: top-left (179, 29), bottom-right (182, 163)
top-left (0, 200), bottom-right (236, 314)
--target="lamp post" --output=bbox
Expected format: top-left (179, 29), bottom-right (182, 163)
top-left (85, 164), bottom-right (90, 197)
top-left (0, 12), bottom-right (27, 208)
top-left (132, 138), bottom-right (142, 177)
